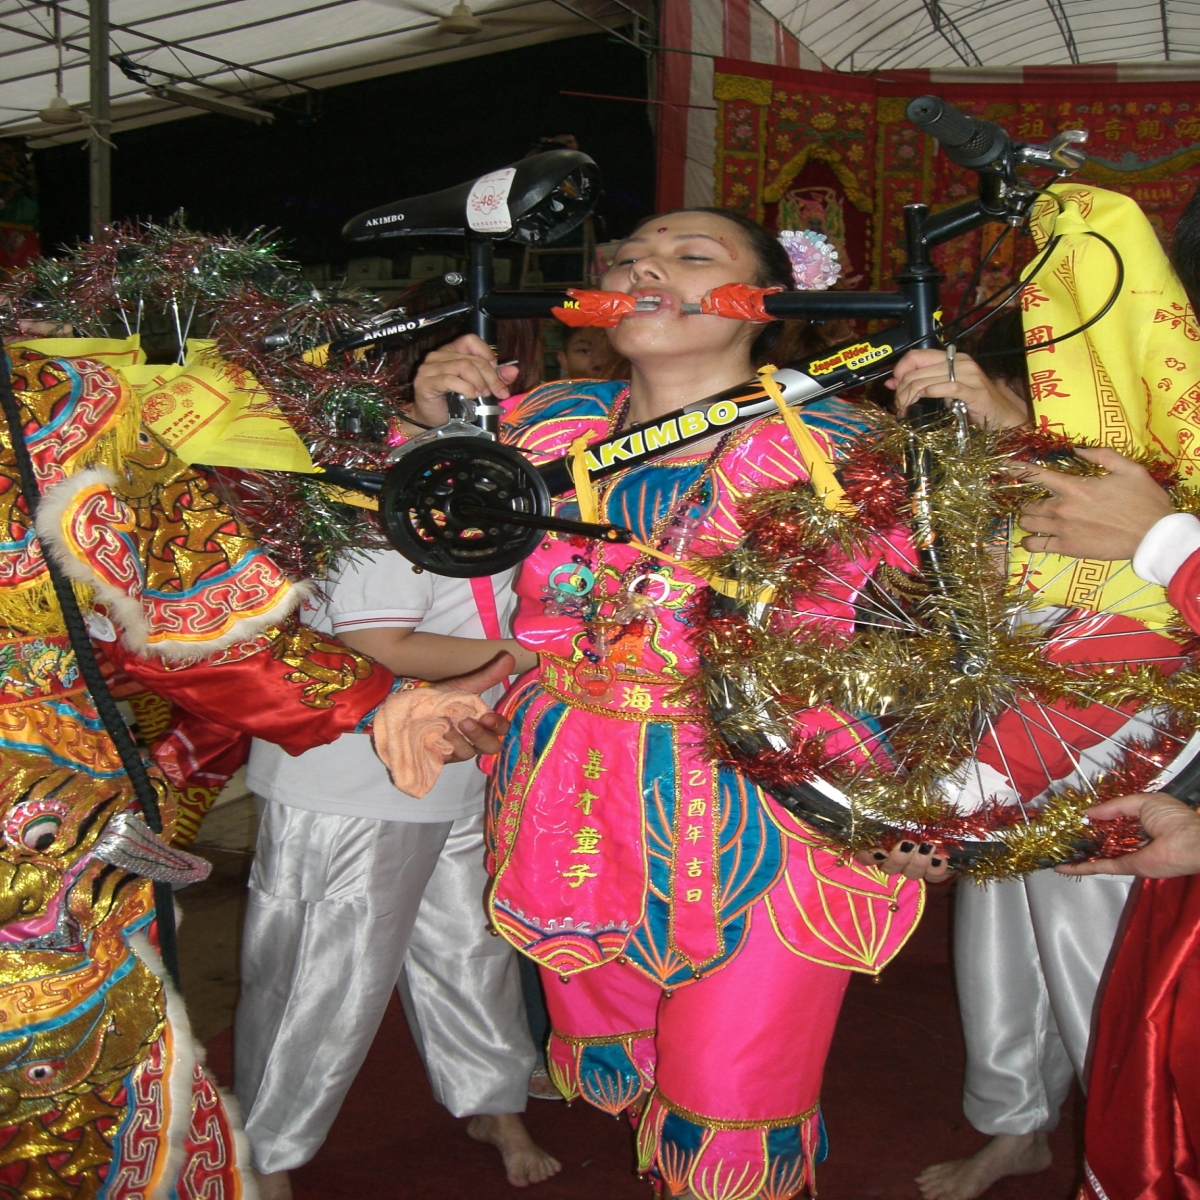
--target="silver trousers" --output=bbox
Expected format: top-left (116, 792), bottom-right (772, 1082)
top-left (955, 869), bottom-right (1133, 1135)
top-left (233, 802), bottom-right (536, 1174)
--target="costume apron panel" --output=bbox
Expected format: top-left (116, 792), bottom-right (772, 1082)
top-left (490, 381), bottom-right (924, 988)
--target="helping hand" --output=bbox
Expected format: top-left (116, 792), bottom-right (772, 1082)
top-left (410, 334), bottom-right (521, 426)
top-left (887, 348), bottom-right (1030, 429)
top-left (854, 839), bottom-right (952, 881)
top-left (369, 651), bottom-right (514, 796)
top-left (1016, 447), bottom-right (1175, 559)
top-left (1055, 793), bottom-right (1200, 878)
top-left (430, 652), bottom-right (514, 762)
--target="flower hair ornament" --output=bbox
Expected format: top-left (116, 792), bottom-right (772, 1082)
top-left (777, 229), bottom-right (841, 291)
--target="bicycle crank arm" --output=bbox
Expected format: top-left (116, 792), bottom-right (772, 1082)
top-left (310, 468), bottom-right (634, 543)
top-left (452, 501), bottom-right (632, 543)
top-left (313, 464), bottom-right (385, 493)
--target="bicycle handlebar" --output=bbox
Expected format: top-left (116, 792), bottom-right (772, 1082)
top-left (906, 95), bottom-right (1011, 170)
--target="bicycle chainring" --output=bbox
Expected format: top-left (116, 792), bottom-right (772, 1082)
top-left (379, 437), bottom-right (550, 578)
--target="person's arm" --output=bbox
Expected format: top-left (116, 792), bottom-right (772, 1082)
top-left (1016, 447), bottom-right (1179, 560)
top-left (337, 627), bottom-right (537, 680)
top-left (1013, 450), bottom-right (1200, 879)
top-left (324, 549), bottom-right (537, 684)
top-left (1055, 793), bottom-right (1200, 878)
top-left (99, 619), bottom-right (396, 756)
top-left (887, 347), bottom-right (1031, 429)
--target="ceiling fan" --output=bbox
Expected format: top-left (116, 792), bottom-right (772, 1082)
top-left (383, 0), bottom-right (551, 38)
top-left (37, 2), bottom-right (89, 129)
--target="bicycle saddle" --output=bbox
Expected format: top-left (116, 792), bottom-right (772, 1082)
top-left (343, 149), bottom-right (599, 245)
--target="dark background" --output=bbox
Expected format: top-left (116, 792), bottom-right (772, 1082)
top-left (32, 32), bottom-right (656, 266)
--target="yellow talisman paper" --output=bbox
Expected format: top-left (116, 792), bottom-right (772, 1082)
top-left (1012, 183), bottom-right (1200, 629)
top-left (123, 340), bottom-right (314, 473)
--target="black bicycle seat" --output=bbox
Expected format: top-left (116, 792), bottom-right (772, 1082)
top-left (343, 149), bottom-right (599, 246)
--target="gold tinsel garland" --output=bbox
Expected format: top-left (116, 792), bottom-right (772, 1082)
top-left (690, 411), bottom-right (1200, 878)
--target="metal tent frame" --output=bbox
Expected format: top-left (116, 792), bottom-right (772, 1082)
top-left (0, 0), bottom-right (655, 235)
top-left (764, 0), bottom-right (1200, 73)
top-left (1, 0), bottom-right (1196, 240)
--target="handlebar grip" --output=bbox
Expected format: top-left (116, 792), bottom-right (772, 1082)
top-left (906, 96), bottom-right (976, 144)
top-left (906, 95), bottom-right (1009, 170)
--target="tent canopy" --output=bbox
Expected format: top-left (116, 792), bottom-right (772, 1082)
top-left (0, 0), bottom-right (652, 145)
top-left (764, 0), bottom-right (1200, 73)
top-left (3, 0), bottom-right (1195, 151)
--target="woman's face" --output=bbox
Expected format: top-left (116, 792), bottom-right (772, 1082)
top-left (600, 211), bottom-right (762, 364)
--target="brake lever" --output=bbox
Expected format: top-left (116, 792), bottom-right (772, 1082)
top-left (1014, 129), bottom-right (1089, 175)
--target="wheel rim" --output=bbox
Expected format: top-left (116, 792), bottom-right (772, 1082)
top-left (698, 416), bottom-right (1200, 874)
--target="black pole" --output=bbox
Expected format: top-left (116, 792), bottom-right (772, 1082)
top-left (467, 235), bottom-right (496, 347)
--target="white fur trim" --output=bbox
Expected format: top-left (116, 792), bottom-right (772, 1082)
top-left (128, 930), bottom-right (197, 1200)
top-left (35, 467), bottom-right (314, 662)
top-left (129, 930), bottom-right (261, 1200)
top-left (208, 1073), bottom-right (263, 1200)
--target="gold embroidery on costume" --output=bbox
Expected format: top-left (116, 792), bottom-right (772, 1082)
top-left (653, 1089), bottom-right (820, 1132)
top-left (270, 624), bottom-right (376, 708)
top-left (0, 952), bottom-right (165, 1126)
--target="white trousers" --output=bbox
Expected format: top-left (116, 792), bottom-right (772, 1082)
top-left (233, 802), bottom-right (536, 1174)
top-left (954, 869), bottom-right (1133, 1135)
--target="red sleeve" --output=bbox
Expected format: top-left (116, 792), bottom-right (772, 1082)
top-left (1167, 548), bottom-right (1200, 633)
top-left (100, 621), bottom-right (394, 757)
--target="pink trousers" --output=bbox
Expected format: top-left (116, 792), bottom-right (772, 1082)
top-left (542, 903), bottom-right (850, 1199)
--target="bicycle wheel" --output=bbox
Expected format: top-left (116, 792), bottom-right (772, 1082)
top-left (697, 412), bottom-right (1200, 875)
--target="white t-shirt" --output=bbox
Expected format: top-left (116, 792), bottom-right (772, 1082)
top-left (246, 549), bottom-right (518, 823)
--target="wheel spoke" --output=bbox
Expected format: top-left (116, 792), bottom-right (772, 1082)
top-left (981, 707), bottom-right (1029, 821)
top-left (1003, 700), bottom-right (1063, 799)
top-left (1053, 684), bottom-right (1189, 748)
top-left (817, 713), bottom-right (914, 768)
top-left (801, 559), bottom-right (923, 631)
top-left (1009, 690), bottom-right (1175, 782)
top-left (1025, 696), bottom-right (1104, 798)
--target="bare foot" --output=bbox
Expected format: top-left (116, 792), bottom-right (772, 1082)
top-left (528, 1066), bottom-right (562, 1100)
top-left (254, 1169), bottom-right (293, 1200)
top-left (917, 1133), bottom-right (1052, 1200)
top-left (468, 1112), bottom-right (562, 1187)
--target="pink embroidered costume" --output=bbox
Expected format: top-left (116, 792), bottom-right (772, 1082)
top-left (487, 377), bottom-right (923, 1199)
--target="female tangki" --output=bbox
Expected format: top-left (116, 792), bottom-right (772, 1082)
top-left (410, 208), bottom-right (944, 1200)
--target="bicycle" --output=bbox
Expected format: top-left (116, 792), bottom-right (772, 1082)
top-left (315, 100), bottom-right (1200, 872)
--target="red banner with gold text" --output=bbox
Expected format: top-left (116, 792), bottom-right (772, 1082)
top-left (714, 61), bottom-right (1200, 314)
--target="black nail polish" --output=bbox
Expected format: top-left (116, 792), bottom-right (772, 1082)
top-left (918, 842), bottom-right (932, 855)
top-left (900, 841), bottom-right (915, 854)
top-left (931, 857), bottom-right (944, 867)
top-left (872, 851), bottom-right (886, 861)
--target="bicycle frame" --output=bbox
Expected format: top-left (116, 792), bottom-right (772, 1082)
top-left (325, 170), bottom-right (1020, 509)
